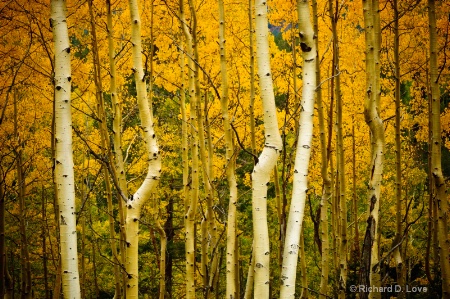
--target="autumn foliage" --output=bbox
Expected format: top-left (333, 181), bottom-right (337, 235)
top-left (0, 0), bottom-right (449, 298)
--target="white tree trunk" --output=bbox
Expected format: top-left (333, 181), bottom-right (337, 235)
top-left (252, 0), bottom-right (283, 297)
top-left (126, 0), bottom-right (161, 297)
top-left (217, 0), bottom-right (238, 297)
top-left (279, 1), bottom-right (316, 298)
top-left (51, 0), bottom-right (81, 297)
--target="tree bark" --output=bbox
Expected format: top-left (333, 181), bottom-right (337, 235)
top-left (180, 0), bottom-right (200, 297)
top-left (359, 1), bottom-right (384, 298)
top-left (279, 1), bottom-right (316, 297)
top-left (216, 0), bottom-right (239, 297)
top-left (126, 0), bottom-right (162, 297)
top-left (244, 0), bottom-right (256, 296)
top-left (51, 0), bottom-right (81, 296)
top-left (428, 0), bottom-right (450, 295)
top-left (252, 0), bottom-right (283, 296)
top-left (328, 0), bottom-right (348, 296)
top-left (392, 0), bottom-right (405, 297)
top-left (312, 1), bottom-right (331, 297)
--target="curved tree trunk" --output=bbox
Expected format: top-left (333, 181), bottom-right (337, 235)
top-left (126, 0), bottom-right (162, 297)
top-left (51, 0), bottom-right (81, 297)
top-left (279, 1), bottom-right (316, 298)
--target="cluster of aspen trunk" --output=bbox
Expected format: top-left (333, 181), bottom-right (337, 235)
top-left (0, 0), bottom-right (449, 298)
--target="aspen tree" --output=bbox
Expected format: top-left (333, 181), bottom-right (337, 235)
top-left (312, 0), bottom-right (331, 297)
top-left (199, 88), bottom-right (211, 298)
top-left (51, 0), bottom-right (81, 297)
top-left (106, 1), bottom-right (128, 291)
top-left (328, 0), bottom-right (347, 296)
top-left (279, 0), bottom-right (316, 297)
top-left (51, 101), bottom-right (63, 299)
top-left (178, 37), bottom-right (194, 298)
top-left (351, 125), bottom-right (359, 257)
top-left (252, 0), bottom-right (283, 296)
top-left (428, 0), bottom-right (450, 295)
top-left (392, 0), bottom-right (405, 297)
top-left (359, 1), bottom-right (384, 298)
top-left (126, 0), bottom-right (162, 297)
top-left (205, 94), bottom-right (219, 299)
top-left (216, 0), bottom-right (238, 297)
top-left (244, 0), bottom-right (256, 296)
top-left (179, 0), bottom-right (200, 296)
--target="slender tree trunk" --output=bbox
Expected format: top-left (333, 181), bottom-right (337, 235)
top-left (91, 213), bottom-right (100, 298)
top-left (279, 1), bottom-right (316, 298)
top-left (244, 0), bottom-right (256, 296)
top-left (352, 125), bottom-right (360, 257)
top-left (41, 187), bottom-right (50, 299)
top-left (106, 1), bottom-right (128, 293)
top-left (126, 0), bottom-right (162, 297)
top-left (51, 78), bottom-right (62, 299)
top-left (359, 1), bottom-right (384, 298)
top-left (252, 0), bottom-right (283, 296)
top-left (299, 231), bottom-right (308, 299)
top-left (312, 1), bottom-right (331, 297)
top-left (328, 0), bottom-right (348, 296)
top-left (216, 0), bottom-right (238, 297)
top-left (199, 89), bottom-right (211, 299)
top-left (180, 0), bottom-right (200, 297)
top-left (178, 36), bottom-right (190, 299)
top-left (328, 68), bottom-right (337, 279)
top-left (51, 0), bottom-right (81, 296)
top-left (164, 196), bottom-right (174, 299)
top-left (205, 94), bottom-right (219, 299)
top-left (392, 1), bottom-right (405, 297)
top-left (428, 0), bottom-right (450, 295)
top-left (274, 165), bottom-right (282, 265)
